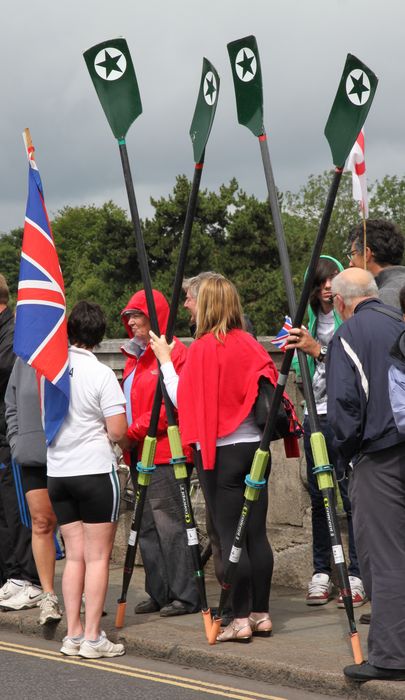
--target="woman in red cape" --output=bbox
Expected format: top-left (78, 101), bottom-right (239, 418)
top-left (150, 276), bottom-right (299, 643)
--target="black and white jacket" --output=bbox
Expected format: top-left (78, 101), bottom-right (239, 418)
top-left (326, 298), bottom-right (405, 462)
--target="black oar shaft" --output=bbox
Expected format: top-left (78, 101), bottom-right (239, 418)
top-left (261, 166), bottom-right (344, 448)
top-left (119, 142), bottom-right (210, 618)
top-left (119, 141), bottom-right (178, 431)
top-left (256, 156), bottom-right (355, 638)
top-left (166, 157), bottom-right (204, 343)
top-left (119, 142), bottom-right (160, 335)
top-left (259, 135), bottom-right (319, 425)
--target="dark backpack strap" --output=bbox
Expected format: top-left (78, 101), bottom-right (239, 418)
top-left (369, 304), bottom-right (403, 322)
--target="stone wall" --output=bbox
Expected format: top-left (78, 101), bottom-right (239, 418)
top-left (96, 338), bottom-right (349, 590)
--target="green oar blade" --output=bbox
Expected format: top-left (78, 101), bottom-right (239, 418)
top-left (324, 54), bottom-right (378, 167)
top-left (189, 58), bottom-right (220, 163)
top-left (83, 37), bottom-right (142, 140)
top-left (227, 35), bottom-right (264, 137)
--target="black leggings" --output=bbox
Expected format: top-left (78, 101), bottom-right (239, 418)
top-left (196, 442), bottom-right (273, 618)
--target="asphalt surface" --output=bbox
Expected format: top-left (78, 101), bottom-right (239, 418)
top-left (1, 562), bottom-right (405, 700)
top-left (0, 630), bottom-right (344, 700)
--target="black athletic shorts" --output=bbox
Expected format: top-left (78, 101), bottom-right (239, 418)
top-left (21, 465), bottom-right (47, 494)
top-left (47, 470), bottom-right (121, 525)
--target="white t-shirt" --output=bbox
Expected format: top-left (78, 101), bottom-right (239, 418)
top-left (47, 346), bottom-right (126, 477)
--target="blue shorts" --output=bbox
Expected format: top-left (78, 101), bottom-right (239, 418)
top-left (47, 470), bottom-right (120, 525)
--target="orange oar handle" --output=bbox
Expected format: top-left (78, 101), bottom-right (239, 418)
top-left (115, 601), bottom-right (127, 629)
top-left (208, 618), bottom-right (222, 645)
top-left (350, 632), bottom-right (364, 664)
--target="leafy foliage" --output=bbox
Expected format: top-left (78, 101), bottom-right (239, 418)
top-left (1, 171), bottom-right (405, 337)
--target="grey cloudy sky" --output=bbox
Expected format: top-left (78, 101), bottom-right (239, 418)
top-left (1, 0), bottom-right (403, 234)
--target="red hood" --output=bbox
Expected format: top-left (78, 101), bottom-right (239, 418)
top-left (121, 289), bottom-right (169, 338)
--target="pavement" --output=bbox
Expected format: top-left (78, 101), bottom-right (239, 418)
top-left (1, 562), bottom-right (405, 700)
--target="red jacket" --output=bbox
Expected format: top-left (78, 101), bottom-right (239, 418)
top-left (177, 329), bottom-right (300, 469)
top-left (121, 289), bottom-right (192, 465)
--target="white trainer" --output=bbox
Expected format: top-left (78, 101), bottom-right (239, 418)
top-left (306, 573), bottom-right (333, 605)
top-left (38, 593), bottom-right (62, 625)
top-left (0, 582), bottom-right (43, 610)
top-left (0, 579), bottom-right (25, 602)
top-left (79, 631), bottom-right (125, 659)
top-left (60, 635), bottom-right (84, 656)
top-left (337, 575), bottom-right (368, 608)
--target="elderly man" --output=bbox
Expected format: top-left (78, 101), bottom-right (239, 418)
top-left (326, 267), bottom-right (405, 681)
top-left (347, 219), bottom-right (405, 308)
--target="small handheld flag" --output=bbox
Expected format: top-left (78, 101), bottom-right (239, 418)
top-left (271, 316), bottom-right (292, 350)
top-left (346, 128), bottom-right (369, 218)
top-left (14, 130), bottom-right (69, 445)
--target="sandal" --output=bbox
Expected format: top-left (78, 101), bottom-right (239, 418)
top-left (248, 612), bottom-right (272, 637)
top-left (216, 619), bottom-right (252, 643)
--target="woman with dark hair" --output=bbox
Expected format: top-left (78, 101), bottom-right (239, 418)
top-left (150, 276), bottom-right (300, 642)
top-left (47, 301), bottom-right (128, 658)
top-left (286, 256), bottom-right (366, 608)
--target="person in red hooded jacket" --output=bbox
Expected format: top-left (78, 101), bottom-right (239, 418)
top-left (121, 289), bottom-right (199, 617)
top-left (150, 276), bottom-right (300, 643)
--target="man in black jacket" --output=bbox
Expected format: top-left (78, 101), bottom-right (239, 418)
top-left (0, 274), bottom-right (41, 608)
top-left (327, 267), bottom-right (405, 682)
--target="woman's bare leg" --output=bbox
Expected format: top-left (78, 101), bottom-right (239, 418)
top-left (83, 522), bottom-right (117, 640)
top-left (26, 489), bottom-right (57, 593)
top-left (60, 521), bottom-right (85, 638)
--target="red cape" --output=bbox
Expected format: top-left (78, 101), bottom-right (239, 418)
top-left (177, 329), bottom-right (298, 470)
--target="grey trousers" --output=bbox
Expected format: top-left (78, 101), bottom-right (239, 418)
top-left (136, 464), bottom-right (200, 612)
top-left (350, 442), bottom-right (405, 668)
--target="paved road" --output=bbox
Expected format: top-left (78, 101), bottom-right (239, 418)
top-left (0, 630), bottom-right (344, 700)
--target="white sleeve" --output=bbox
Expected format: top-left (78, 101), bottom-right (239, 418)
top-left (99, 367), bottom-right (126, 418)
top-left (160, 361), bottom-right (179, 407)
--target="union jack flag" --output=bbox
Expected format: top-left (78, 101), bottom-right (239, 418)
top-left (271, 315), bottom-right (292, 351)
top-left (14, 131), bottom-right (69, 445)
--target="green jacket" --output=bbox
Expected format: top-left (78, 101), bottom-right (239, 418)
top-left (292, 255), bottom-right (344, 381)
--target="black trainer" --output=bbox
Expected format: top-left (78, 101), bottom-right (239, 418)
top-left (134, 598), bottom-right (160, 614)
top-left (344, 661), bottom-right (405, 682)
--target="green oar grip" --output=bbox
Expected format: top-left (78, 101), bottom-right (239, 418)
top-left (137, 435), bottom-right (157, 486)
top-left (310, 431), bottom-right (334, 490)
top-left (244, 448), bottom-right (269, 502)
top-left (167, 425), bottom-right (188, 479)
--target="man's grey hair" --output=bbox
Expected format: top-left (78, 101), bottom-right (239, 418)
top-left (182, 271), bottom-right (224, 299)
top-left (331, 270), bottom-right (379, 304)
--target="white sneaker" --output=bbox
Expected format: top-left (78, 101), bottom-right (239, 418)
top-left (337, 576), bottom-right (368, 608)
top-left (79, 631), bottom-right (125, 659)
top-left (60, 635), bottom-right (84, 656)
top-left (0, 582), bottom-right (43, 610)
top-left (38, 593), bottom-right (62, 624)
top-left (0, 579), bottom-right (25, 602)
top-left (306, 573), bottom-right (333, 605)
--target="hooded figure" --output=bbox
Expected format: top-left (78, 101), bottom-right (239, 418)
top-left (121, 288), bottom-right (199, 616)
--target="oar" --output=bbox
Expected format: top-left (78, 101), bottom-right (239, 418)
top-left (208, 44), bottom-right (378, 651)
top-left (84, 41), bottom-right (218, 634)
top-left (84, 37), bottom-right (163, 628)
top-left (147, 57), bottom-right (220, 639)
